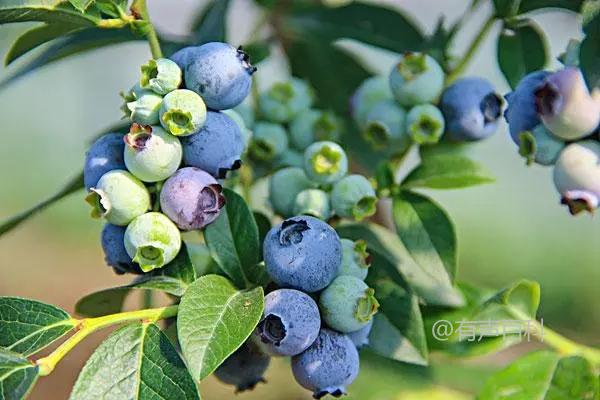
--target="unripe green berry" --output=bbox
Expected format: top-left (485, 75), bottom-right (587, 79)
top-left (223, 109), bottom-right (253, 149)
top-left (363, 100), bottom-right (409, 152)
top-left (259, 78), bottom-right (314, 123)
top-left (303, 141), bottom-right (348, 185)
top-left (123, 87), bottom-right (162, 125)
top-left (293, 189), bottom-right (331, 220)
top-left (249, 122), bottom-right (288, 162)
top-left (124, 212), bottom-right (181, 272)
top-left (406, 104), bottom-right (445, 145)
top-left (331, 174), bottom-right (377, 220)
top-left (140, 58), bottom-right (182, 95)
top-left (389, 53), bottom-right (444, 107)
top-left (269, 167), bottom-right (315, 217)
top-left (289, 109), bottom-right (342, 150)
top-left (159, 89), bottom-right (207, 136)
top-left (338, 239), bottom-right (371, 280)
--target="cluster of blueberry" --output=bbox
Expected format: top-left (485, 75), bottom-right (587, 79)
top-left (351, 52), bottom-right (503, 151)
top-left (83, 42), bottom-right (255, 274)
top-left (504, 67), bottom-right (600, 214)
top-left (215, 215), bottom-right (377, 398)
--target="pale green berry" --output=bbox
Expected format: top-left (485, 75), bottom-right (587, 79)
top-left (269, 167), bottom-right (315, 217)
top-left (331, 174), bottom-right (377, 220)
top-left (275, 149), bottom-right (304, 169)
top-left (223, 109), bottom-right (253, 149)
top-left (140, 58), bottom-right (182, 95)
top-left (249, 122), bottom-right (288, 161)
top-left (259, 78), bottom-right (314, 123)
top-left (303, 141), bottom-right (348, 184)
top-left (363, 99), bottom-right (409, 151)
top-left (319, 275), bottom-right (379, 333)
top-left (289, 109), bottom-right (342, 150)
top-left (124, 124), bottom-right (182, 182)
top-left (159, 89), bottom-right (206, 136)
top-left (337, 239), bottom-right (371, 280)
top-left (293, 189), bottom-right (331, 220)
top-left (350, 76), bottom-right (393, 129)
top-left (123, 85), bottom-right (162, 125)
top-left (124, 212), bottom-right (181, 272)
top-left (406, 104), bottom-right (445, 145)
top-left (389, 53), bottom-right (444, 107)
top-left (85, 169), bottom-right (150, 226)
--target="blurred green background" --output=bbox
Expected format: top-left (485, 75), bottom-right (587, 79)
top-left (0, 0), bottom-right (598, 399)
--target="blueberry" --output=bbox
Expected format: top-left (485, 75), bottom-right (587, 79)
top-left (518, 124), bottom-right (565, 166)
top-left (553, 141), bottom-right (600, 214)
top-left (535, 67), bottom-right (600, 140)
top-left (331, 174), bottom-right (377, 221)
top-left (350, 76), bottom-right (393, 129)
top-left (319, 275), bottom-right (379, 333)
top-left (124, 124), bottom-right (182, 183)
top-left (181, 111), bottom-right (244, 178)
top-left (269, 167), bottom-right (315, 217)
top-left (255, 289), bottom-right (321, 356)
top-left (289, 109), bottom-right (342, 150)
top-left (337, 239), bottom-right (371, 281)
top-left (100, 224), bottom-right (142, 275)
top-left (291, 329), bottom-right (359, 399)
top-left (122, 85), bottom-right (162, 126)
top-left (363, 99), bottom-right (410, 151)
top-left (293, 189), bottom-right (331, 220)
top-left (159, 167), bottom-right (225, 230)
top-left (233, 102), bottom-right (255, 129)
top-left (389, 52), bottom-right (444, 107)
top-left (440, 77), bottom-right (503, 141)
top-left (83, 133), bottom-right (126, 191)
top-left (85, 169), bottom-right (150, 226)
top-left (124, 212), bottom-right (181, 272)
top-left (347, 319), bottom-right (373, 349)
top-left (259, 78), bottom-right (314, 123)
top-left (504, 70), bottom-right (551, 144)
top-left (263, 215), bottom-right (342, 292)
top-left (140, 58), bottom-right (182, 95)
top-left (303, 141), bottom-right (348, 185)
top-left (184, 42), bottom-right (255, 110)
top-left (214, 341), bottom-right (270, 392)
top-left (159, 89), bottom-right (207, 136)
top-left (274, 149), bottom-right (305, 169)
top-left (406, 104), bottom-right (445, 145)
top-left (249, 122), bottom-right (288, 162)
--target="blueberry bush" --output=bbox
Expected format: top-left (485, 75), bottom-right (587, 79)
top-left (0, 0), bottom-right (599, 399)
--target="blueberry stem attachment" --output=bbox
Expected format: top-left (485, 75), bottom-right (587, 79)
top-left (131, 0), bottom-right (163, 59)
top-left (36, 305), bottom-right (178, 376)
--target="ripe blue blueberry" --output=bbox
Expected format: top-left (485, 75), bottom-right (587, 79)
top-left (84, 133), bottom-right (126, 191)
top-left (181, 111), bottom-right (244, 178)
top-left (289, 109), bottom-right (342, 150)
top-left (303, 141), bottom-right (348, 185)
top-left (337, 239), bottom-right (371, 281)
top-left (123, 124), bottom-right (182, 183)
top-left (213, 341), bottom-right (270, 392)
top-left (85, 169), bottom-right (150, 226)
top-left (291, 329), bottom-right (359, 399)
top-left (124, 212), bottom-right (181, 272)
top-left (159, 89), bottom-right (206, 136)
top-left (269, 167), bottom-right (315, 217)
top-left (159, 167), bottom-right (225, 230)
top-left (331, 174), bottom-right (377, 221)
top-left (255, 289), bottom-right (321, 356)
top-left (406, 104), bottom-right (445, 144)
top-left (101, 224), bottom-right (141, 275)
top-left (249, 122), bottom-right (288, 162)
top-left (319, 275), bottom-right (379, 333)
top-left (122, 84), bottom-right (162, 126)
top-left (183, 42), bottom-right (255, 110)
top-left (170, 46), bottom-right (199, 71)
top-left (553, 141), bottom-right (600, 214)
top-left (140, 58), bottom-right (182, 95)
top-left (535, 67), bottom-right (600, 140)
top-left (350, 76), bottom-right (393, 129)
top-left (363, 99), bottom-right (410, 151)
top-left (259, 78), bottom-right (314, 123)
top-left (293, 189), bottom-right (331, 220)
top-left (347, 319), bottom-right (373, 349)
top-left (440, 77), bottom-right (503, 141)
top-left (389, 53), bottom-right (444, 107)
top-left (504, 70), bottom-right (551, 144)
top-left (263, 215), bottom-right (342, 292)
top-left (518, 125), bottom-right (565, 166)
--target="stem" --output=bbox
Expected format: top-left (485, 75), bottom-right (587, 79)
top-left (131, 0), bottom-right (163, 59)
top-left (446, 15), bottom-right (496, 85)
top-left (530, 320), bottom-right (600, 366)
top-left (36, 305), bottom-right (178, 376)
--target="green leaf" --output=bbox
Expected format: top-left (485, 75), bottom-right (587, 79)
top-left (70, 323), bottom-right (200, 400)
top-left (177, 275), bottom-right (264, 381)
top-left (498, 19), bottom-right (548, 89)
top-left (252, 211), bottom-right (271, 249)
top-left (337, 223), bottom-right (464, 307)
top-left (402, 154), bottom-right (495, 189)
top-left (0, 297), bottom-right (76, 357)
top-left (471, 279), bottom-right (540, 322)
top-left (0, 348), bottom-right (39, 400)
top-left (478, 351), bottom-right (599, 400)
top-left (75, 244), bottom-right (197, 317)
top-left (392, 191), bottom-right (458, 285)
top-left (204, 189), bottom-right (265, 288)
top-left (192, 0), bottom-right (230, 43)
top-left (518, 0), bottom-right (585, 14)
top-left (0, 0), bottom-right (98, 25)
top-left (580, 13), bottom-right (600, 89)
top-left (243, 42), bottom-right (270, 65)
top-left (493, 0), bottom-right (521, 17)
top-left (68, 0), bottom-right (95, 12)
top-left (0, 172), bottom-right (82, 237)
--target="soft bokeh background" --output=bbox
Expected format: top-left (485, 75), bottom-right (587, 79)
top-left (0, 0), bottom-right (598, 399)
